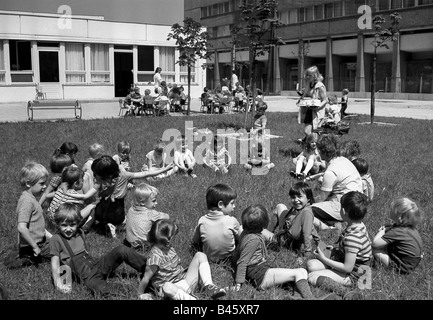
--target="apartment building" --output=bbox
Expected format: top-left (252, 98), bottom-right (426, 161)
top-left (0, 9), bottom-right (205, 102)
top-left (185, 0), bottom-right (433, 100)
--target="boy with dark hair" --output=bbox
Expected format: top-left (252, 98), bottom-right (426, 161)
top-left (352, 158), bottom-right (374, 202)
top-left (307, 191), bottom-right (372, 299)
top-left (192, 184), bottom-right (240, 262)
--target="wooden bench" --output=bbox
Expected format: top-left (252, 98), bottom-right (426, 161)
top-left (27, 100), bottom-right (82, 121)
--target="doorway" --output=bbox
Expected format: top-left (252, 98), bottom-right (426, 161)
top-left (114, 51), bottom-right (133, 97)
top-left (39, 51), bottom-right (59, 82)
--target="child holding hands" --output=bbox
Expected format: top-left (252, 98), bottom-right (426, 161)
top-left (372, 197), bottom-right (423, 274)
top-left (174, 135), bottom-right (197, 178)
top-left (124, 183), bottom-right (170, 251)
top-left (6, 162), bottom-right (52, 268)
top-left (138, 219), bottom-right (227, 300)
top-left (141, 140), bottom-right (177, 180)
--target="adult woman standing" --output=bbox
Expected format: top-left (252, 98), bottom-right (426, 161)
top-left (299, 66), bottom-right (327, 143)
top-left (311, 134), bottom-right (363, 231)
top-left (153, 67), bottom-right (162, 89)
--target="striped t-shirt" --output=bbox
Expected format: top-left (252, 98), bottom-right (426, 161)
top-left (339, 222), bottom-right (372, 281)
top-left (147, 246), bottom-right (186, 290)
top-left (48, 189), bottom-right (83, 220)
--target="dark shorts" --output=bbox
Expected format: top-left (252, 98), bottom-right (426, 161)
top-left (95, 197), bottom-right (125, 225)
top-left (311, 206), bottom-right (340, 224)
top-left (303, 108), bottom-right (313, 124)
top-left (246, 261), bottom-right (271, 289)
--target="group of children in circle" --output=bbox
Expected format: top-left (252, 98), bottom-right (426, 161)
top-left (6, 124), bottom-right (424, 300)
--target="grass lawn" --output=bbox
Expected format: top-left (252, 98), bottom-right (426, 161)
top-left (0, 111), bottom-right (431, 301)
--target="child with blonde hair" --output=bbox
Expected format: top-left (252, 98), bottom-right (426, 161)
top-left (113, 140), bottom-right (132, 172)
top-left (5, 162), bottom-right (52, 269)
top-left (290, 133), bottom-right (325, 180)
top-left (124, 183), bottom-right (170, 251)
top-left (203, 135), bottom-right (232, 175)
top-left (82, 143), bottom-right (105, 174)
top-left (138, 219), bottom-right (227, 300)
top-left (372, 197), bottom-right (423, 274)
top-left (352, 158), bottom-right (374, 202)
top-left (141, 140), bottom-right (177, 180)
top-left (234, 205), bottom-right (335, 300)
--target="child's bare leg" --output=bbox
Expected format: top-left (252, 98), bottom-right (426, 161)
top-left (80, 203), bottom-right (96, 220)
top-left (162, 282), bottom-right (197, 300)
top-left (184, 252), bottom-right (212, 291)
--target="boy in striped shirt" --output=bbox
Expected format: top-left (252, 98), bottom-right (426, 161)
top-left (307, 191), bottom-right (372, 299)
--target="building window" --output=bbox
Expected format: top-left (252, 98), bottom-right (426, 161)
top-left (180, 62), bottom-right (196, 83)
top-left (314, 5), bottom-right (324, 20)
top-left (299, 8), bottom-right (306, 22)
top-left (289, 9), bottom-right (298, 24)
top-left (0, 41), bottom-right (5, 83)
top-left (159, 46), bottom-right (175, 83)
top-left (65, 43), bottom-right (85, 83)
top-left (334, 2), bottom-right (343, 17)
top-left (419, 0), bottom-right (433, 4)
top-left (403, 0), bottom-right (416, 7)
top-left (391, 0), bottom-right (403, 9)
top-left (344, 1), bottom-right (358, 15)
top-left (306, 6), bottom-right (314, 21)
top-left (280, 10), bottom-right (289, 24)
top-left (138, 46), bottom-right (154, 82)
top-left (325, 3), bottom-right (334, 18)
top-left (9, 40), bottom-right (33, 82)
top-left (90, 43), bottom-right (109, 83)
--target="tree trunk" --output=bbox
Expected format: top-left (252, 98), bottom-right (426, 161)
top-left (187, 65), bottom-right (191, 116)
top-left (370, 52), bottom-right (377, 124)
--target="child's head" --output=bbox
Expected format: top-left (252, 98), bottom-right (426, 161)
top-left (20, 162), bottom-right (49, 191)
top-left (133, 182), bottom-right (158, 209)
top-left (144, 88), bottom-right (151, 95)
top-left (352, 157), bottom-right (369, 176)
top-left (304, 133), bottom-right (318, 151)
top-left (88, 143), bottom-right (105, 159)
top-left (148, 219), bottom-right (178, 248)
top-left (59, 142), bottom-right (78, 161)
top-left (340, 191), bottom-right (368, 222)
top-left (206, 184), bottom-right (237, 212)
top-left (342, 88), bottom-right (349, 95)
top-left (54, 203), bottom-right (82, 239)
top-left (256, 88), bottom-right (263, 95)
top-left (241, 205), bottom-right (269, 234)
top-left (154, 140), bottom-right (166, 156)
top-left (50, 151), bottom-right (73, 174)
top-left (213, 135), bottom-right (224, 151)
top-left (117, 140), bottom-right (131, 159)
top-left (389, 198), bottom-right (421, 228)
top-left (203, 87), bottom-right (208, 93)
top-left (339, 140), bottom-right (361, 161)
top-left (316, 134), bottom-right (339, 161)
top-left (91, 155), bottom-right (120, 185)
top-left (257, 103), bottom-right (267, 114)
top-left (61, 165), bottom-right (84, 190)
top-left (328, 95), bottom-right (338, 105)
top-left (175, 135), bottom-right (187, 151)
top-left (289, 182), bottom-right (314, 209)
top-left (179, 85), bottom-right (184, 92)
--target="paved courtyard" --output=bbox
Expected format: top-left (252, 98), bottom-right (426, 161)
top-left (0, 95), bottom-right (432, 123)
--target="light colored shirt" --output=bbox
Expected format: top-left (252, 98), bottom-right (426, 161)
top-left (147, 246), bottom-right (186, 290)
top-left (192, 210), bottom-right (241, 262)
top-left (125, 206), bottom-right (169, 243)
top-left (17, 191), bottom-right (46, 248)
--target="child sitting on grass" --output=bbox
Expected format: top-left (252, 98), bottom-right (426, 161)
top-left (47, 165), bottom-right (95, 227)
top-left (141, 140), bottom-right (177, 180)
top-left (268, 182), bottom-right (320, 258)
top-left (65, 156), bottom-right (174, 238)
top-left (203, 135), bottom-right (232, 175)
top-left (174, 135), bottom-right (197, 178)
top-left (307, 191), bottom-right (372, 299)
top-left (113, 140), bottom-right (132, 172)
top-left (39, 151), bottom-right (73, 206)
top-left (244, 130), bottom-right (275, 174)
top-left (5, 162), bottom-right (52, 269)
top-left (290, 132), bottom-right (325, 180)
top-left (192, 184), bottom-right (240, 263)
top-left (352, 157), bottom-right (374, 202)
top-left (124, 183), bottom-right (170, 251)
top-left (233, 205), bottom-right (336, 300)
top-left (50, 203), bottom-right (147, 296)
top-left (138, 219), bottom-right (227, 300)
top-left (372, 197), bottom-right (423, 275)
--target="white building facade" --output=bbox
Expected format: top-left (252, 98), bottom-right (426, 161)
top-left (0, 10), bottom-right (206, 102)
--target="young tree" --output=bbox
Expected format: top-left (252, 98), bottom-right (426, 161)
top-left (232, 0), bottom-right (281, 129)
top-left (370, 12), bottom-right (401, 124)
top-left (167, 18), bottom-right (211, 115)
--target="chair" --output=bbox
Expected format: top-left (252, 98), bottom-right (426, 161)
top-left (35, 85), bottom-right (47, 100)
top-left (143, 96), bottom-right (155, 116)
top-left (200, 95), bottom-right (211, 113)
top-left (118, 99), bottom-right (131, 117)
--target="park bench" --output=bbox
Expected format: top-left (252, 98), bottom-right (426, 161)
top-left (27, 100), bottom-right (82, 121)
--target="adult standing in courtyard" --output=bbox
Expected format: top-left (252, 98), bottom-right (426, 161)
top-left (231, 71), bottom-right (239, 96)
top-left (311, 134), bottom-right (363, 231)
top-left (298, 66), bottom-right (328, 143)
top-left (153, 67), bottom-right (162, 90)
